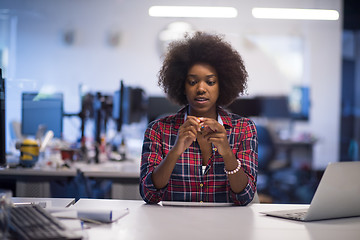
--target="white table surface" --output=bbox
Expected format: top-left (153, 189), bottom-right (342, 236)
top-left (73, 199), bottom-right (360, 240)
top-left (0, 167), bottom-right (77, 177)
top-left (0, 160), bottom-right (140, 179)
top-left (73, 161), bottom-right (140, 178)
top-left (11, 197), bottom-right (76, 208)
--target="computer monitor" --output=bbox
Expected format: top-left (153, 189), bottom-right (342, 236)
top-left (0, 68), bottom-right (5, 166)
top-left (288, 86), bottom-right (310, 121)
top-left (259, 96), bottom-right (291, 119)
top-left (113, 81), bottom-right (124, 132)
top-left (227, 98), bottom-right (262, 117)
top-left (21, 92), bottom-right (64, 138)
top-left (147, 96), bottom-right (181, 123)
top-left (228, 96), bottom-right (292, 119)
top-left (113, 81), bottom-right (147, 131)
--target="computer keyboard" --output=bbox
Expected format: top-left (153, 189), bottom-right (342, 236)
top-left (284, 210), bottom-right (307, 220)
top-left (8, 204), bottom-right (82, 240)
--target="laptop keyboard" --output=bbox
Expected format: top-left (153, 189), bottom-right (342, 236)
top-left (8, 204), bottom-right (82, 240)
top-left (284, 210), bottom-right (308, 220)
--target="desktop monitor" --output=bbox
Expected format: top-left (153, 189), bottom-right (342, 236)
top-left (21, 92), bottom-right (64, 138)
top-left (288, 86), bottom-right (310, 121)
top-left (113, 81), bottom-right (147, 131)
top-left (147, 96), bottom-right (181, 123)
top-left (126, 87), bottom-right (147, 124)
top-left (256, 93), bottom-right (310, 121)
top-left (227, 98), bottom-right (262, 118)
top-left (0, 68), bottom-right (5, 166)
top-left (258, 96), bottom-right (291, 119)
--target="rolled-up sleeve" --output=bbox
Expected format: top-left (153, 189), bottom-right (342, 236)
top-left (139, 123), bottom-right (167, 204)
top-left (229, 119), bottom-right (258, 205)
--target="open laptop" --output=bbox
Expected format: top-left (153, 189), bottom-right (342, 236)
top-left (262, 161), bottom-right (360, 221)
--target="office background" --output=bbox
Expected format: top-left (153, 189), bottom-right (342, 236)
top-left (0, 1), bottom-right (359, 182)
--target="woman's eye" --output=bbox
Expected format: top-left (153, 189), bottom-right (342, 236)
top-left (206, 77), bottom-right (216, 86)
top-left (206, 76), bottom-right (217, 86)
top-left (188, 79), bottom-right (197, 86)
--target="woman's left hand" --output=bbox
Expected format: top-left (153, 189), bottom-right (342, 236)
top-left (198, 118), bottom-right (231, 156)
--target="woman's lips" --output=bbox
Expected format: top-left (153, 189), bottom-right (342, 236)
top-left (195, 97), bottom-right (208, 103)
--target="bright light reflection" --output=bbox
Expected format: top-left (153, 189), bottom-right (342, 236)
top-left (252, 8), bottom-right (339, 20)
top-left (149, 6), bottom-right (238, 18)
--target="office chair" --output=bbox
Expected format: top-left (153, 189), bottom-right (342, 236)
top-left (256, 124), bottom-right (310, 203)
top-left (256, 124), bottom-right (276, 196)
top-left (257, 124), bottom-right (276, 172)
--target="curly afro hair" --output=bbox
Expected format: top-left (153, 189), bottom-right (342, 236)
top-left (158, 31), bottom-right (248, 107)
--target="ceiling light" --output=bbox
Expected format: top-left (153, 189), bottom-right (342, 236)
top-left (252, 8), bottom-right (339, 20)
top-left (149, 6), bottom-right (238, 18)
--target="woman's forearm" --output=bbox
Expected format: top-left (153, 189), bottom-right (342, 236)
top-left (222, 151), bottom-right (249, 193)
top-left (151, 147), bottom-right (182, 189)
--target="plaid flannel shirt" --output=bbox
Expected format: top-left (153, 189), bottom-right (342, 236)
top-left (140, 106), bottom-right (258, 205)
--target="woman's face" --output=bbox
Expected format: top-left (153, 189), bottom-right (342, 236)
top-left (185, 63), bottom-right (219, 118)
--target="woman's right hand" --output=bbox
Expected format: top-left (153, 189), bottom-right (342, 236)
top-left (172, 116), bottom-right (201, 155)
top-left (151, 116), bottom-right (201, 189)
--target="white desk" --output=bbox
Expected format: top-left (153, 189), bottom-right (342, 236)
top-left (0, 160), bottom-right (140, 199)
top-left (12, 197), bottom-right (76, 208)
top-left (73, 161), bottom-right (140, 199)
top-left (0, 167), bottom-right (77, 197)
top-left (74, 199), bottom-right (360, 240)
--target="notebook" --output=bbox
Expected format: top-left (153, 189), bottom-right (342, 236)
top-left (262, 161), bottom-right (360, 221)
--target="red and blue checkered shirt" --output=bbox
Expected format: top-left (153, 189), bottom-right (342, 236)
top-left (140, 106), bottom-right (258, 205)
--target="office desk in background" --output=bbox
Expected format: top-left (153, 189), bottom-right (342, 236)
top-left (0, 167), bottom-right (77, 197)
top-left (0, 160), bottom-right (141, 199)
top-left (274, 139), bottom-right (315, 168)
top-left (74, 199), bottom-right (360, 240)
top-left (73, 161), bottom-right (141, 200)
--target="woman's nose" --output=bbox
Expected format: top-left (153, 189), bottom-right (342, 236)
top-left (196, 81), bottom-right (206, 93)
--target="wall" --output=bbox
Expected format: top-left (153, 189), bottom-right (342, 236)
top-left (1, 0), bottom-right (343, 169)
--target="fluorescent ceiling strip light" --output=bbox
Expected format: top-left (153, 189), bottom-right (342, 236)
top-left (252, 8), bottom-right (339, 20)
top-left (149, 6), bottom-right (238, 18)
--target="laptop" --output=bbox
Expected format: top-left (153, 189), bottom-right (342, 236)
top-left (262, 161), bottom-right (360, 221)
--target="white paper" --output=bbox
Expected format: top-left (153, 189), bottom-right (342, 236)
top-left (47, 207), bottom-right (129, 223)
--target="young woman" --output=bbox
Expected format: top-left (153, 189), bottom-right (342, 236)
top-left (140, 32), bottom-right (258, 205)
